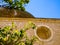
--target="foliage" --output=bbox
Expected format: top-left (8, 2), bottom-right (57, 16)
top-left (0, 21), bottom-right (39, 45)
top-left (3, 0), bottom-right (30, 11)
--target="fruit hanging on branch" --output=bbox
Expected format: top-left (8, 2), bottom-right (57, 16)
top-left (0, 22), bottom-right (40, 45)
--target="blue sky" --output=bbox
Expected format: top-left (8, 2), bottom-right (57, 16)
top-left (0, 0), bottom-right (60, 18)
top-left (25, 0), bottom-right (60, 18)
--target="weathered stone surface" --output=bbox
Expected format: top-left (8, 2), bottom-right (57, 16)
top-left (0, 7), bottom-right (34, 18)
top-left (0, 18), bottom-right (60, 45)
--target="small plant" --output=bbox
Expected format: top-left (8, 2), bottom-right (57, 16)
top-left (0, 21), bottom-right (39, 45)
top-left (3, 0), bottom-right (30, 11)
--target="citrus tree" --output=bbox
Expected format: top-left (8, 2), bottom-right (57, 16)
top-left (3, 0), bottom-right (30, 11)
top-left (0, 22), bottom-right (39, 45)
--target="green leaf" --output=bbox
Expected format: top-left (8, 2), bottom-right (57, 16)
top-left (4, 0), bottom-right (30, 11)
top-left (20, 30), bottom-right (25, 38)
top-left (19, 42), bottom-right (25, 45)
top-left (3, 26), bottom-right (11, 31)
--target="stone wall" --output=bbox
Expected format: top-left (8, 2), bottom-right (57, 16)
top-left (0, 18), bottom-right (60, 45)
top-left (0, 7), bottom-right (34, 18)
